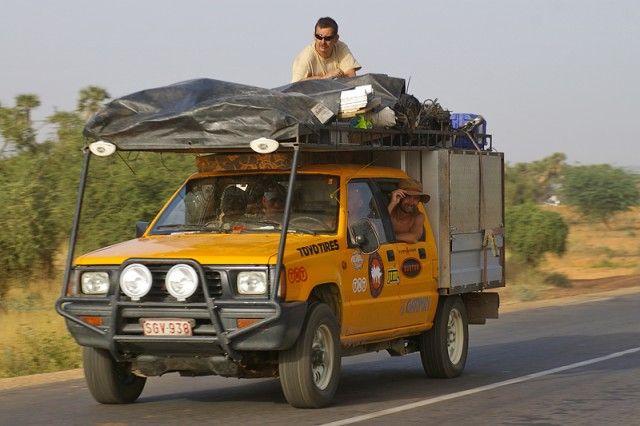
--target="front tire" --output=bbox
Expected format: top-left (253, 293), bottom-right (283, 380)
top-left (279, 303), bottom-right (341, 408)
top-left (83, 347), bottom-right (146, 404)
top-left (419, 296), bottom-right (468, 378)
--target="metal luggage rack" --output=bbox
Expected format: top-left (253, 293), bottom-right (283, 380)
top-left (294, 124), bottom-right (493, 152)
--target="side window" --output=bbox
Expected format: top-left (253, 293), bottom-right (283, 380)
top-left (347, 181), bottom-right (390, 244)
top-left (373, 179), bottom-right (426, 243)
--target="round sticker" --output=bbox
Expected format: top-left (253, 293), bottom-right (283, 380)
top-left (351, 251), bottom-right (364, 270)
top-left (401, 258), bottom-right (421, 277)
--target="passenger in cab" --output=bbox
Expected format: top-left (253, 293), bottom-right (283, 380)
top-left (388, 178), bottom-right (430, 243)
top-left (262, 186), bottom-right (286, 221)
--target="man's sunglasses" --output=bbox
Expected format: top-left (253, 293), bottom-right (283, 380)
top-left (315, 33), bottom-right (336, 42)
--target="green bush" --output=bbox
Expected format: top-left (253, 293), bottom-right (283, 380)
top-left (506, 203), bottom-right (569, 267)
top-left (544, 272), bottom-right (572, 288)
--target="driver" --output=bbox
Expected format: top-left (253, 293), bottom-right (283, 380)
top-left (262, 187), bottom-right (286, 221)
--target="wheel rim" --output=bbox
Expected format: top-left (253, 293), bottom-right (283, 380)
top-left (311, 324), bottom-right (334, 390)
top-left (446, 308), bottom-right (464, 365)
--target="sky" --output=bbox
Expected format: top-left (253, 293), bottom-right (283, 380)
top-left (1, 0), bottom-right (639, 167)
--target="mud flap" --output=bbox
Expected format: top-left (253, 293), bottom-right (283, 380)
top-left (462, 292), bottom-right (499, 325)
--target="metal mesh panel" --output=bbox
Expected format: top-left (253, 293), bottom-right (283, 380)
top-left (481, 155), bottom-right (503, 229)
top-left (450, 154), bottom-right (480, 233)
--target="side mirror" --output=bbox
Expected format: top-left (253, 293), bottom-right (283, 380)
top-left (135, 221), bottom-right (150, 238)
top-left (349, 219), bottom-right (380, 254)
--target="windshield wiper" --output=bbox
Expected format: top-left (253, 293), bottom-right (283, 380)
top-left (155, 224), bottom-right (215, 233)
top-left (253, 219), bottom-right (282, 228)
top-left (246, 220), bottom-right (316, 235)
top-left (287, 226), bottom-right (317, 235)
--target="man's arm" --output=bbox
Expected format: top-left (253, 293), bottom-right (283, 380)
top-left (296, 68), bottom-right (347, 81)
top-left (388, 189), bottom-right (405, 213)
top-left (342, 68), bottom-right (357, 78)
top-left (291, 47), bottom-right (314, 82)
top-left (337, 42), bottom-right (360, 78)
top-left (291, 58), bottom-right (310, 82)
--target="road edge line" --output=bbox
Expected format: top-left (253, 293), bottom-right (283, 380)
top-left (321, 346), bottom-right (640, 426)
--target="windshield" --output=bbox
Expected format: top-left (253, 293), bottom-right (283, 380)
top-left (150, 173), bottom-right (339, 235)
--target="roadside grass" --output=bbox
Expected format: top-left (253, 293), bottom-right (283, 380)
top-left (505, 258), bottom-right (543, 302)
top-left (0, 278), bottom-right (81, 378)
top-left (592, 259), bottom-right (640, 269)
top-left (540, 206), bottom-right (640, 279)
top-left (502, 206), bottom-right (640, 303)
top-left (1, 323), bottom-right (81, 377)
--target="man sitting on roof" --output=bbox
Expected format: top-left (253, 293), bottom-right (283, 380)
top-left (291, 17), bottom-right (361, 82)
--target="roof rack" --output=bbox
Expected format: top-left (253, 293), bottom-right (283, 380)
top-left (290, 123), bottom-right (493, 153)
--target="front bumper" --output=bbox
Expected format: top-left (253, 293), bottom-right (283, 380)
top-left (58, 297), bottom-right (307, 361)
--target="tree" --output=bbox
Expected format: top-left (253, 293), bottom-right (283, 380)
top-left (0, 145), bottom-right (59, 285)
top-left (77, 86), bottom-right (111, 120)
top-left (506, 203), bottom-right (569, 267)
top-left (561, 165), bottom-right (640, 224)
top-left (505, 153), bottom-right (566, 206)
top-left (0, 92), bottom-right (196, 292)
top-left (0, 94), bottom-right (41, 154)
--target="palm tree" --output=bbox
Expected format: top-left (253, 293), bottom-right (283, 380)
top-left (77, 86), bottom-right (111, 120)
top-left (0, 94), bottom-right (41, 154)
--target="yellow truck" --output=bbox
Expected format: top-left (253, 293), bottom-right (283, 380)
top-left (56, 75), bottom-right (504, 408)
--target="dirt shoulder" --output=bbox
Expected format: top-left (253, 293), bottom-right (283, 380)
top-left (500, 276), bottom-right (640, 313)
top-left (2, 274), bottom-right (638, 391)
top-left (0, 368), bottom-right (83, 391)
top-left (498, 274), bottom-right (640, 309)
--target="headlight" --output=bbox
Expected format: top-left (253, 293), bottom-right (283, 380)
top-left (165, 264), bottom-right (198, 301)
top-left (119, 263), bottom-right (152, 301)
top-left (237, 271), bottom-right (267, 295)
top-left (81, 272), bottom-right (110, 295)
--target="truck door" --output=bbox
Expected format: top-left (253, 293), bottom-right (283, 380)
top-left (373, 179), bottom-right (438, 329)
top-left (342, 180), bottom-right (400, 336)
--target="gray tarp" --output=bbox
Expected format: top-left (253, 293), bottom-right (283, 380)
top-left (83, 74), bottom-right (406, 151)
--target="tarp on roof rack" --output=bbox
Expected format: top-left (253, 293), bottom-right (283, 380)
top-left (84, 74), bottom-right (406, 151)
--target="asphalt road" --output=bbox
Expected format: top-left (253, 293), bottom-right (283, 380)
top-left (2, 291), bottom-right (639, 426)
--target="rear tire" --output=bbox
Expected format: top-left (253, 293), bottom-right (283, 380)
top-left (279, 303), bottom-right (341, 408)
top-left (419, 296), bottom-right (468, 378)
top-left (83, 347), bottom-right (146, 404)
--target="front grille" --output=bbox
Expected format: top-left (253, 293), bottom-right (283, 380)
top-left (120, 264), bottom-right (223, 302)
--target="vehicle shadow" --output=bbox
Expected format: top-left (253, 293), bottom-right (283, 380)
top-left (131, 330), bottom-right (639, 410)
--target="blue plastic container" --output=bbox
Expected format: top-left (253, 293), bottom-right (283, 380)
top-left (450, 113), bottom-right (487, 149)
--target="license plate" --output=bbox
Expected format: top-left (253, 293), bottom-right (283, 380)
top-left (141, 319), bottom-right (194, 336)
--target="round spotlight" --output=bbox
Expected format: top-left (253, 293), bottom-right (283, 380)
top-left (89, 140), bottom-right (117, 157)
top-left (119, 263), bottom-right (153, 301)
top-left (165, 264), bottom-right (199, 301)
top-left (249, 137), bottom-right (279, 154)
